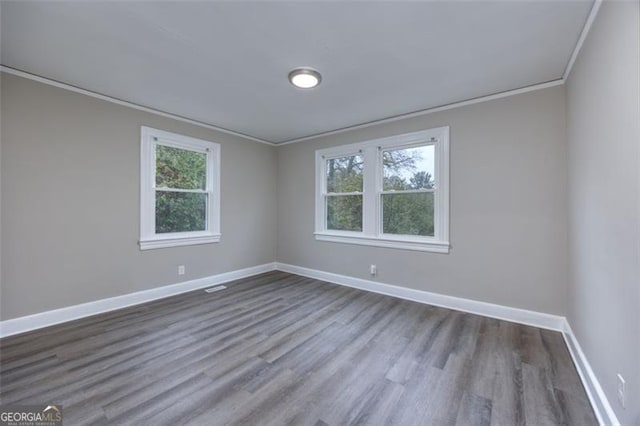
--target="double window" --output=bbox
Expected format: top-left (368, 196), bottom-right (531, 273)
top-left (315, 127), bottom-right (450, 253)
top-left (139, 127), bottom-right (220, 250)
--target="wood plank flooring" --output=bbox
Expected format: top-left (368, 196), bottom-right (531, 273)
top-left (0, 271), bottom-right (596, 425)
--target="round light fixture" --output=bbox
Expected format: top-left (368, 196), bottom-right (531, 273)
top-left (288, 67), bottom-right (322, 89)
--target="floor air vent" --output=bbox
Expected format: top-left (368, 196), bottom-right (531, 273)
top-left (205, 285), bottom-right (227, 293)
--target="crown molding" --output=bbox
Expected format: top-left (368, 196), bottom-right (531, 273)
top-left (276, 79), bottom-right (565, 145)
top-left (4, 63), bottom-right (563, 147)
top-left (563, 0), bottom-right (602, 81)
top-left (277, 0), bottom-right (600, 146)
top-left (0, 65), bottom-right (276, 146)
top-left (4, 0), bottom-right (599, 153)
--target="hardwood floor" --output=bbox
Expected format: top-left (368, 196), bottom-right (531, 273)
top-left (0, 271), bottom-right (596, 425)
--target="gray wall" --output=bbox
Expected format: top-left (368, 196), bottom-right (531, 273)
top-left (277, 86), bottom-right (568, 315)
top-left (0, 72), bottom-right (278, 320)
top-left (2, 13), bottom-right (637, 420)
top-left (566, 1), bottom-right (640, 424)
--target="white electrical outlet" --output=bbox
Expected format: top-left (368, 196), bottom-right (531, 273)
top-left (370, 264), bottom-right (377, 276)
top-left (617, 374), bottom-right (626, 408)
top-left (178, 265), bottom-right (185, 276)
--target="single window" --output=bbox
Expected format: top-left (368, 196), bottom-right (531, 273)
top-left (139, 127), bottom-right (220, 250)
top-left (315, 127), bottom-right (450, 253)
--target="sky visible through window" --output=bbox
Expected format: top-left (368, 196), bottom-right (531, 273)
top-left (411, 146), bottom-right (434, 180)
top-left (387, 144), bottom-right (435, 184)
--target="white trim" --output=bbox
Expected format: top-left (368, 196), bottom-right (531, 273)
top-left (274, 262), bottom-right (616, 424)
top-left (139, 234), bottom-right (221, 250)
top-left (277, 80), bottom-right (564, 146)
top-left (314, 232), bottom-right (449, 253)
top-left (0, 263), bottom-right (277, 338)
top-left (274, 263), bottom-right (565, 331)
top-left (1, 67), bottom-right (567, 147)
top-left (563, 0), bottom-right (602, 81)
top-left (139, 126), bottom-right (221, 250)
top-left (0, 66), bottom-right (569, 148)
top-left (0, 65), bottom-right (274, 146)
top-left (315, 127), bottom-right (450, 253)
top-left (0, 259), bottom-right (616, 425)
top-left (562, 320), bottom-right (620, 426)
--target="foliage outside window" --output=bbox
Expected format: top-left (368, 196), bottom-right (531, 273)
top-left (326, 154), bottom-right (363, 231)
top-left (315, 127), bottom-right (450, 253)
top-left (382, 144), bottom-right (435, 237)
top-left (140, 127), bottom-right (220, 250)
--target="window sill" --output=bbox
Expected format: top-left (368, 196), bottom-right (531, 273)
top-left (139, 234), bottom-right (221, 250)
top-left (314, 232), bottom-right (450, 253)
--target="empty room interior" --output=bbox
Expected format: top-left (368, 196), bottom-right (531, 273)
top-left (0, 0), bottom-right (638, 425)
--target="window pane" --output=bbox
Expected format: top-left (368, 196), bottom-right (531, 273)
top-left (156, 144), bottom-right (207, 190)
top-left (327, 195), bottom-right (362, 231)
top-left (156, 191), bottom-right (207, 233)
top-left (383, 145), bottom-right (435, 190)
top-left (382, 192), bottom-right (434, 237)
top-left (326, 154), bottom-right (363, 193)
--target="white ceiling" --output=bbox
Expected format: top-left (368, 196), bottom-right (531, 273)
top-left (1, 1), bottom-right (592, 144)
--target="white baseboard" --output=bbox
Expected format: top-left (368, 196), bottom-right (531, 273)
top-left (562, 321), bottom-right (620, 426)
top-left (1, 260), bottom-right (616, 425)
top-left (275, 262), bottom-right (565, 331)
top-left (0, 262), bottom-right (277, 338)
top-left (275, 262), bottom-right (618, 425)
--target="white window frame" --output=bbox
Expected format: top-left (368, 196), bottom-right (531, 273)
top-left (315, 127), bottom-right (450, 253)
top-left (139, 126), bottom-right (221, 250)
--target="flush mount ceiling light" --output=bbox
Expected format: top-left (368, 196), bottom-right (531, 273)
top-left (288, 67), bottom-right (322, 89)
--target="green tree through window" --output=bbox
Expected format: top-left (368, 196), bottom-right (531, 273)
top-left (382, 145), bottom-right (435, 236)
top-left (314, 127), bottom-right (449, 253)
top-left (155, 144), bottom-right (208, 233)
top-left (326, 154), bottom-right (363, 231)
